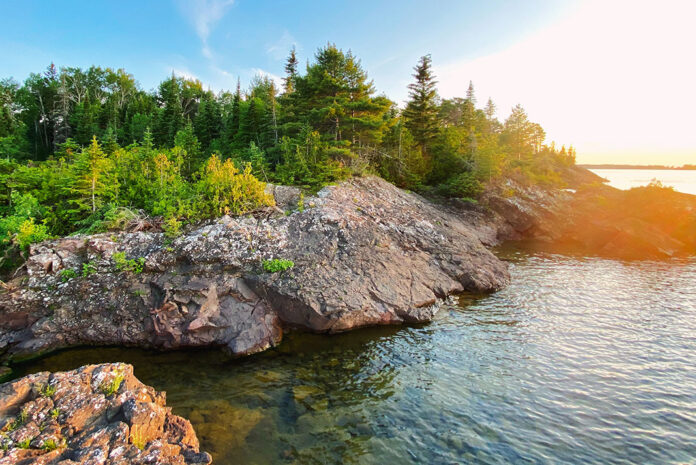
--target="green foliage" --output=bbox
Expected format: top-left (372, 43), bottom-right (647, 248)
top-left (41, 439), bottom-right (59, 451)
top-left (39, 383), bottom-right (56, 398)
top-left (50, 408), bottom-right (60, 419)
top-left (112, 252), bottom-right (145, 274)
top-left (262, 258), bottom-right (295, 273)
top-left (60, 269), bottom-right (77, 282)
top-left (7, 410), bottom-right (27, 432)
top-left (0, 54), bottom-right (575, 267)
top-left (16, 439), bottom-right (30, 449)
top-left (100, 370), bottom-right (125, 397)
top-left (82, 261), bottom-right (97, 277)
top-left (194, 154), bottom-right (274, 218)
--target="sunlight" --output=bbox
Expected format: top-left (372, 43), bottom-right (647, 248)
top-left (436, 0), bottom-right (696, 165)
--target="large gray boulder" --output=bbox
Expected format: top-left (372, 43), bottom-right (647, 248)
top-left (0, 177), bottom-right (509, 362)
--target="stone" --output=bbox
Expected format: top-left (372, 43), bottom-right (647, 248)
top-left (0, 363), bottom-right (211, 464)
top-left (0, 176), bottom-right (510, 363)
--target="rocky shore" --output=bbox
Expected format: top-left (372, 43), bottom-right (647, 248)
top-left (0, 363), bottom-right (211, 464)
top-left (0, 176), bottom-right (516, 365)
top-left (0, 166), bottom-right (689, 369)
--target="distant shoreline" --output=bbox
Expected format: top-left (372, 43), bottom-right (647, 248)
top-left (581, 164), bottom-right (696, 170)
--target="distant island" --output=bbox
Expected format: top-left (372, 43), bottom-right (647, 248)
top-left (581, 164), bottom-right (696, 170)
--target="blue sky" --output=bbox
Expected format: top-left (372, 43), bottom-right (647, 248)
top-left (2, 0), bottom-right (695, 164)
top-left (0, 0), bottom-right (575, 100)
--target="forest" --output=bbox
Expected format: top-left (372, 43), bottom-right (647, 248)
top-left (0, 44), bottom-right (575, 265)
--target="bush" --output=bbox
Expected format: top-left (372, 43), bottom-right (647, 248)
top-left (15, 218), bottom-right (50, 250)
top-left (194, 155), bottom-right (274, 219)
top-left (262, 258), bottom-right (294, 273)
top-left (112, 251), bottom-right (145, 274)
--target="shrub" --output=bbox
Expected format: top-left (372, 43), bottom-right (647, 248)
top-left (262, 258), bottom-right (295, 273)
top-left (112, 252), bottom-right (145, 274)
top-left (194, 155), bottom-right (274, 219)
top-left (15, 218), bottom-right (50, 250)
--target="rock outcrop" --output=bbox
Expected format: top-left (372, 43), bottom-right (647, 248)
top-left (0, 176), bottom-right (509, 363)
top-left (0, 363), bottom-right (211, 464)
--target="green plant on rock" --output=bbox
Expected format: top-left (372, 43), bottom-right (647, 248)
top-left (7, 409), bottom-right (27, 432)
top-left (262, 258), bottom-right (295, 273)
top-left (16, 438), bottom-right (30, 449)
top-left (112, 252), bottom-right (145, 274)
top-left (82, 261), bottom-right (97, 277)
top-left (41, 439), bottom-right (59, 451)
top-left (130, 425), bottom-right (146, 450)
top-left (100, 370), bottom-right (125, 397)
top-left (59, 269), bottom-right (78, 282)
top-left (297, 192), bottom-right (305, 212)
top-left (50, 408), bottom-right (60, 419)
top-left (39, 383), bottom-right (56, 398)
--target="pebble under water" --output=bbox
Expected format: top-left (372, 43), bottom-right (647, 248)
top-left (10, 249), bottom-right (696, 464)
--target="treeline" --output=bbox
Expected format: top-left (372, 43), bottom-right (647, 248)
top-left (0, 44), bottom-right (576, 260)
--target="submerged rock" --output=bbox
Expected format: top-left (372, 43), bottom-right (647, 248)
top-left (0, 176), bottom-right (509, 362)
top-left (0, 363), bottom-right (211, 464)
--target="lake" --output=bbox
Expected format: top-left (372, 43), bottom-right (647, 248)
top-left (590, 168), bottom-right (696, 195)
top-left (9, 248), bottom-right (696, 464)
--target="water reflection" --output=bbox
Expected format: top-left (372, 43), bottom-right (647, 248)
top-left (9, 252), bottom-right (696, 464)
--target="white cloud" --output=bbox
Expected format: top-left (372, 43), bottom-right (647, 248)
top-left (266, 31), bottom-right (297, 61)
top-left (178, 0), bottom-right (234, 59)
top-left (434, 0), bottom-right (696, 164)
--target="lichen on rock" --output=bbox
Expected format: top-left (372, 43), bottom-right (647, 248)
top-left (0, 363), bottom-right (211, 464)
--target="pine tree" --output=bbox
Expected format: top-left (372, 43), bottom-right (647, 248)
top-left (284, 47), bottom-right (299, 94)
top-left (484, 98), bottom-right (496, 120)
top-left (403, 55), bottom-right (439, 153)
top-left (466, 81), bottom-right (476, 106)
top-left (156, 75), bottom-right (184, 147)
top-left (224, 80), bottom-right (242, 150)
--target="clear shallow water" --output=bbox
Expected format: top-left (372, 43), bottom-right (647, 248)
top-left (590, 168), bottom-right (696, 195)
top-left (9, 251), bottom-right (696, 464)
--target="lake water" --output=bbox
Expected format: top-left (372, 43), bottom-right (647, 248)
top-left (9, 249), bottom-right (696, 464)
top-left (590, 168), bottom-right (696, 195)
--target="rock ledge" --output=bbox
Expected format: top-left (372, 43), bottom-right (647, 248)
top-left (0, 363), bottom-right (211, 464)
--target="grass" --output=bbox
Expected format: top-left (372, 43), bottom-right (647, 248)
top-left (50, 408), bottom-right (60, 419)
top-left (262, 258), bottom-right (295, 273)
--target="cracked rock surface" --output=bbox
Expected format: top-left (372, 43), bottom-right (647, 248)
top-left (0, 176), bottom-right (511, 362)
top-left (0, 363), bottom-right (211, 464)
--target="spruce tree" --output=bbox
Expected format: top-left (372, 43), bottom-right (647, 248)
top-left (284, 47), bottom-right (299, 94)
top-left (403, 55), bottom-right (439, 153)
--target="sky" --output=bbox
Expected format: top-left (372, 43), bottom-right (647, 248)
top-left (1, 0), bottom-right (694, 165)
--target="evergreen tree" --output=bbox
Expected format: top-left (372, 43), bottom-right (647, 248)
top-left (284, 47), bottom-right (299, 94)
top-left (67, 136), bottom-right (117, 215)
top-left (484, 98), bottom-right (496, 120)
top-left (224, 80), bottom-right (242, 150)
top-left (403, 55), bottom-right (439, 153)
top-left (156, 75), bottom-right (184, 147)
